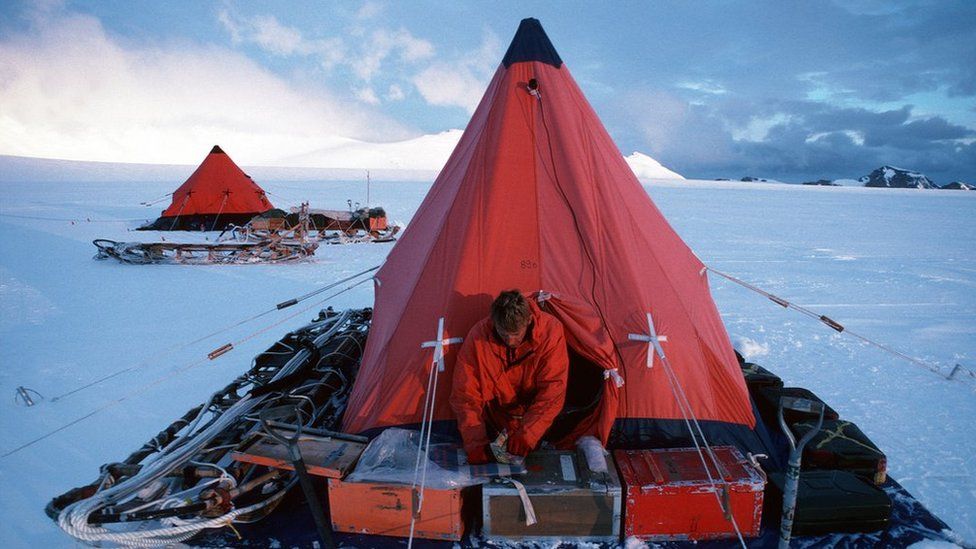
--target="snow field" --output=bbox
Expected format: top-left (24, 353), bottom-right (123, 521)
top-left (0, 177), bottom-right (973, 546)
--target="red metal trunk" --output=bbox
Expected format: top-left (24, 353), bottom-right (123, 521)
top-left (327, 479), bottom-right (467, 541)
top-left (614, 446), bottom-right (765, 540)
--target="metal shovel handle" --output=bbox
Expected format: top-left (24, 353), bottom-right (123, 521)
top-left (778, 396), bottom-right (825, 452)
top-left (777, 395), bottom-right (826, 549)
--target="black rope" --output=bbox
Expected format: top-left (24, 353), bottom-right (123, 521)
top-left (533, 85), bottom-right (629, 372)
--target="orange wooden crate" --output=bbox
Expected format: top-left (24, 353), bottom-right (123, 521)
top-left (249, 217), bottom-right (287, 231)
top-left (327, 478), bottom-right (465, 541)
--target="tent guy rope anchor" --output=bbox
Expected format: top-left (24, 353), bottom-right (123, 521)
top-left (645, 308), bottom-right (749, 548)
top-left (408, 317), bottom-right (463, 549)
top-left (706, 266), bottom-right (976, 388)
top-left (628, 312), bottom-right (668, 368)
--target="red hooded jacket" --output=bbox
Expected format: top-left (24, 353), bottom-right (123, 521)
top-left (449, 300), bottom-right (569, 459)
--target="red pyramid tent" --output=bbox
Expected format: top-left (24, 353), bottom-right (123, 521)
top-left (343, 19), bottom-right (763, 451)
top-left (142, 145), bottom-right (273, 230)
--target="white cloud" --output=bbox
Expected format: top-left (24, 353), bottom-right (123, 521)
top-left (218, 9), bottom-right (346, 69)
top-left (218, 10), bottom-right (431, 82)
top-left (356, 86), bottom-right (380, 105)
top-left (355, 1), bottom-right (384, 20)
top-left (805, 129), bottom-right (866, 146)
top-left (353, 27), bottom-right (434, 80)
top-left (677, 81), bottom-right (728, 95)
top-left (249, 14), bottom-right (306, 56)
top-left (412, 30), bottom-right (501, 113)
top-left (0, 11), bottom-right (414, 164)
top-left (731, 113), bottom-right (794, 142)
top-left (386, 84), bottom-right (405, 101)
top-left (626, 90), bottom-right (692, 152)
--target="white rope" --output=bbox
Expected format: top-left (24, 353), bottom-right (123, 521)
top-left (209, 192), bottom-right (230, 232)
top-left (140, 192), bottom-right (173, 207)
top-left (3, 284), bottom-right (369, 460)
top-left (168, 192), bottom-right (191, 229)
top-left (658, 354), bottom-right (747, 547)
top-left (643, 310), bottom-right (748, 548)
top-left (58, 396), bottom-right (265, 545)
top-left (55, 328), bottom-right (323, 546)
top-left (408, 317), bottom-right (459, 549)
top-left (707, 266), bottom-right (975, 384)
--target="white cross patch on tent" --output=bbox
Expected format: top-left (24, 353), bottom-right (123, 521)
top-left (421, 317), bottom-right (463, 372)
top-left (628, 312), bottom-right (668, 368)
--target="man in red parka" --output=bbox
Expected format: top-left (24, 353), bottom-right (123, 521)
top-left (450, 290), bottom-right (569, 464)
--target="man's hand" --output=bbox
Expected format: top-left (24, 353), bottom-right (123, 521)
top-left (466, 444), bottom-right (492, 465)
top-left (506, 431), bottom-right (533, 457)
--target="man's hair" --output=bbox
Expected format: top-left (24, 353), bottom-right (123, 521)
top-left (491, 290), bottom-right (531, 333)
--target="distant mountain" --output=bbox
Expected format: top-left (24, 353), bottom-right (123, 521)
top-left (738, 176), bottom-right (787, 184)
top-left (941, 181), bottom-right (974, 190)
top-left (802, 179), bottom-right (839, 186)
top-left (859, 166), bottom-right (937, 189)
top-left (624, 152), bottom-right (685, 180)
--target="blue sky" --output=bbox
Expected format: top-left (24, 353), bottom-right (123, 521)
top-left (1, 0), bottom-right (973, 182)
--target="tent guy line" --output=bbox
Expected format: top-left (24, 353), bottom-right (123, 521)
top-left (1, 275), bottom-right (375, 460)
top-left (706, 266), bottom-right (975, 387)
top-left (0, 212), bottom-right (150, 223)
top-left (44, 265), bottom-right (380, 404)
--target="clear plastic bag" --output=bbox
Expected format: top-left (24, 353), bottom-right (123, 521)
top-left (345, 428), bottom-right (486, 489)
top-left (577, 435), bottom-right (609, 473)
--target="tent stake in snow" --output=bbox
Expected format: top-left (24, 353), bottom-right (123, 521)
top-left (15, 386), bottom-right (43, 407)
top-left (707, 266), bottom-right (976, 387)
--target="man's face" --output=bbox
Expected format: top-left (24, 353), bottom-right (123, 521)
top-left (496, 324), bottom-right (528, 349)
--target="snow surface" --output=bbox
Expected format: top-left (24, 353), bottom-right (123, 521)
top-left (0, 176), bottom-right (974, 547)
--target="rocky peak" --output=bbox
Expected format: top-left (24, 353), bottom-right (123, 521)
top-left (941, 181), bottom-right (974, 190)
top-left (859, 166), bottom-right (937, 189)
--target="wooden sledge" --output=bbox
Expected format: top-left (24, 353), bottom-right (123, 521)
top-left (93, 238), bottom-right (317, 264)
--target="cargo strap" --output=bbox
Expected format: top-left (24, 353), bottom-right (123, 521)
top-left (500, 477), bottom-right (537, 526)
top-left (812, 421), bottom-right (879, 454)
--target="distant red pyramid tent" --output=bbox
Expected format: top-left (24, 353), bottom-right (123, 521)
top-left (140, 145), bottom-right (273, 230)
top-left (343, 19), bottom-right (765, 452)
